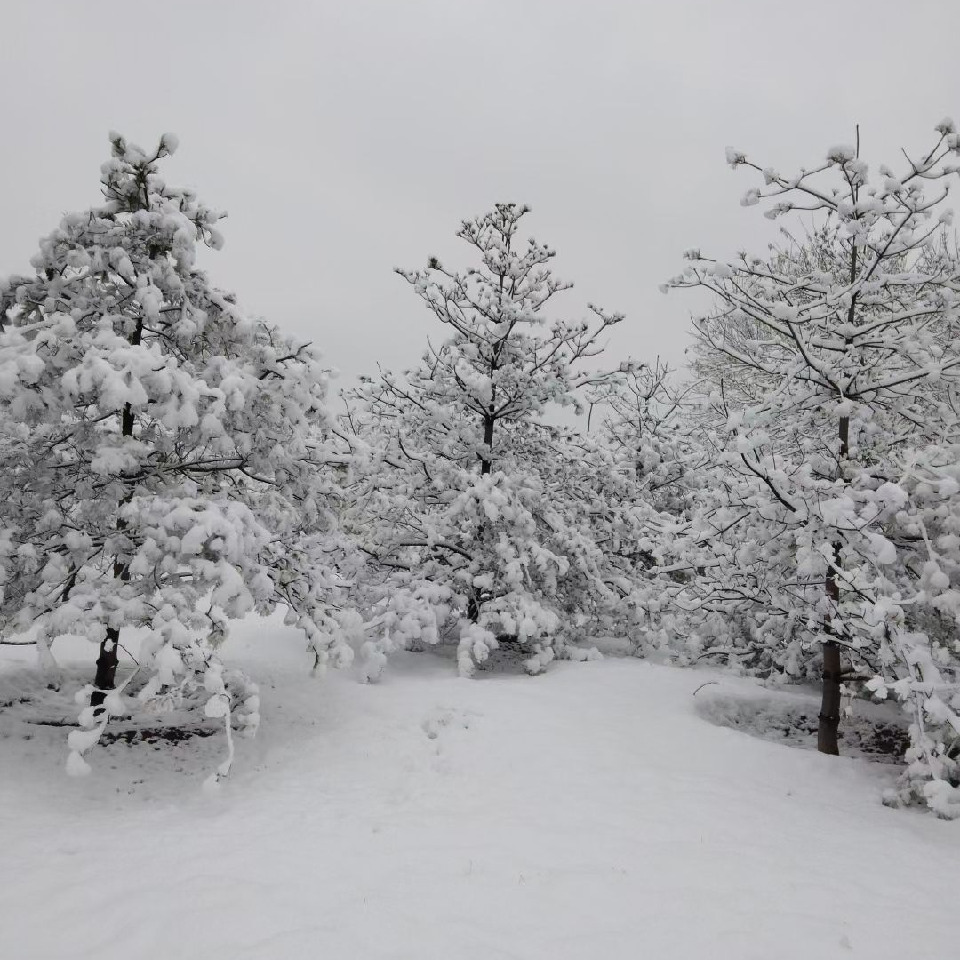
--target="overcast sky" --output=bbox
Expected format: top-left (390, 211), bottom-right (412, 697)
top-left (3, 0), bottom-right (960, 393)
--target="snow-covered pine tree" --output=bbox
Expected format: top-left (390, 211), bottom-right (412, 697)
top-left (341, 203), bottom-right (624, 677)
top-left (664, 121), bottom-right (960, 767)
top-left (0, 133), bottom-right (351, 777)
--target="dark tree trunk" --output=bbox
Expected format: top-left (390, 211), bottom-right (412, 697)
top-left (821, 144), bottom-right (860, 757)
top-left (91, 324), bottom-right (141, 710)
top-left (467, 410), bottom-right (495, 625)
top-left (818, 640), bottom-right (842, 755)
top-left (91, 555), bottom-right (131, 710)
top-left (818, 414), bottom-right (849, 755)
top-left (819, 533), bottom-right (845, 755)
top-left (91, 628), bottom-right (121, 709)
top-left (480, 413), bottom-right (494, 476)
top-left (819, 531), bottom-right (845, 755)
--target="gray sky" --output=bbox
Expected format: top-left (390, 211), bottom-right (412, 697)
top-left (3, 0), bottom-right (960, 393)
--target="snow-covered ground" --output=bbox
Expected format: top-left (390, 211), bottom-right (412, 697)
top-left (2, 617), bottom-right (957, 960)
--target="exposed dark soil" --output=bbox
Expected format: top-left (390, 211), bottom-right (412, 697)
top-left (695, 688), bottom-right (911, 764)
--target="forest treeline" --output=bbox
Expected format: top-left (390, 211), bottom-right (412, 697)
top-left (2, 126), bottom-right (960, 815)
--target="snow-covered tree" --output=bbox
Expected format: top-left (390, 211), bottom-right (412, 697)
top-left (588, 358), bottom-right (704, 518)
top-left (664, 121), bottom-right (960, 780)
top-left (341, 203), bottom-right (624, 676)
top-left (0, 133), bottom-right (351, 777)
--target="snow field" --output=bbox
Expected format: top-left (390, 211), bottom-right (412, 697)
top-left (1, 617), bottom-right (957, 960)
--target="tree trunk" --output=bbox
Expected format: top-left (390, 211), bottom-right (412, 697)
top-left (819, 537), bottom-right (844, 755)
top-left (480, 412), bottom-right (494, 476)
top-left (818, 413), bottom-right (849, 755)
top-left (468, 410), bottom-right (495, 625)
top-left (91, 325), bottom-right (141, 710)
top-left (91, 555), bottom-right (131, 709)
top-left (467, 596), bottom-right (480, 623)
top-left (818, 639), bottom-right (842, 755)
top-left (818, 187), bottom-right (859, 755)
top-left (91, 628), bottom-right (120, 709)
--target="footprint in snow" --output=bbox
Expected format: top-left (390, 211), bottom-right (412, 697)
top-left (420, 707), bottom-right (476, 742)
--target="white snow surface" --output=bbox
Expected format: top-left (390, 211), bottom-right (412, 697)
top-left (1, 615), bottom-right (957, 960)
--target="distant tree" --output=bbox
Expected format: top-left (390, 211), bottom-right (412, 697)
top-left (583, 360), bottom-right (711, 654)
top-left (341, 204), bottom-right (624, 676)
top-left (0, 133), bottom-right (351, 777)
top-left (588, 358), bottom-right (704, 518)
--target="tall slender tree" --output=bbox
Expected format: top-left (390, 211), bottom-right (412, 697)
top-left (666, 121), bottom-right (960, 755)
